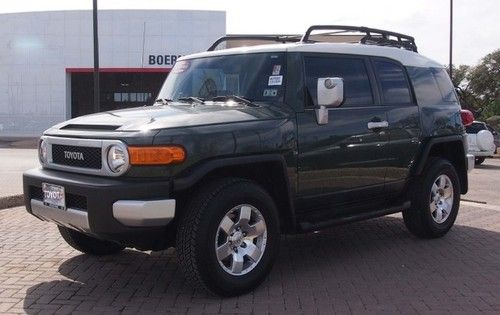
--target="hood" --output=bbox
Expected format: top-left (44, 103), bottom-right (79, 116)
top-left (50, 103), bottom-right (290, 133)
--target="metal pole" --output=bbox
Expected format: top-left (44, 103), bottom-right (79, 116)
top-left (93, 0), bottom-right (100, 113)
top-left (449, 0), bottom-right (453, 80)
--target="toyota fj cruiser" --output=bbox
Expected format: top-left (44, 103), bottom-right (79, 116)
top-left (23, 25), bottom-right (475, 296)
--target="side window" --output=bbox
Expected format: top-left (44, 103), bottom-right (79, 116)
top-left (433, 68), bottom-right (458, 103)
top-left (304, 56), bottom-right (373, 106)
top-left (407, 66), bottom-right (458, 105)
top-left (465, 123), bottom-right (485, 134)
top-left (374, 60), bottom-right (412, 105)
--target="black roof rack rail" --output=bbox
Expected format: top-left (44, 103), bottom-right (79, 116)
top-left (207, 34), bottom-right (301, 51)
top-left (301, 25), bottom-right (418, 52)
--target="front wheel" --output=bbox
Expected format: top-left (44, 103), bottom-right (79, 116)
top-left (403, 158), bottom-right (460, 238)
top-left (176, 178), bottom-right (280, 296)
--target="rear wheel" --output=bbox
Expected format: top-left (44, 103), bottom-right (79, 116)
top-left (176, 178), bottom-right (280, 296)
top-left (58, 226), bottom-right (125, 255)
top-left (403, 158), bottom-right (460, 238)
top-left (475, 157), bottom-right (485, 165)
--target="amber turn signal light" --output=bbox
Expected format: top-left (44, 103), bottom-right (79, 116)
top-left (128, 146), bottom-right (186, 165)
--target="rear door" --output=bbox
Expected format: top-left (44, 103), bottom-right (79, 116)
top-left (296, 54), bottom-right (391, 217)
top-left (371, 58), bottom-right (421, 196)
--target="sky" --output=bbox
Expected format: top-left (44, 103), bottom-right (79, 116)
top-left (1, 0), bottom-right (499, 66)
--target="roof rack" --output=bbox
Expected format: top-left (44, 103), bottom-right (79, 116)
top-left (301, 25), bottom-right (418, 52)
top-left (207, 25), bottom-right (418, 53)
top-left (207, 34), bottom-right (301, 51)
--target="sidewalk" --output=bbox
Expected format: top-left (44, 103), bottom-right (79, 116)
top-left (0, 146), bottom-right (38, 209)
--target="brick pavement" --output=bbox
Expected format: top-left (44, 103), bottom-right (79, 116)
top-left (1, 205), bottom-right (499, 314)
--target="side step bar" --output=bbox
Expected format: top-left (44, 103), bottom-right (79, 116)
top-left (299, 201), bottom-right (411, 232)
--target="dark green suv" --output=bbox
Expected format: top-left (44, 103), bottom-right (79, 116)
top-left (23, 26), bottom-right (475, 296)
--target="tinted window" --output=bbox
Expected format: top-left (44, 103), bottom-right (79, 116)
top-left (304, 56), bottom-right (373, 106)
top-left (374, 60), bottom-right (412, 104)
top-left (433, 68), bottom-right (457, 102)
top-left (407, 67), bottom-right (458, 105)
top-left (158, 53), bottom-right (286, 104)
top-left (465, 122), bottom-right (486, 134)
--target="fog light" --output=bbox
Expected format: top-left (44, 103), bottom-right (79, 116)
top-left (107, 144), bottom-right (129, 173)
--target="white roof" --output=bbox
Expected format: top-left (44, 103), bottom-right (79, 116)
top-left (181, 42), bottom-right (443, 68)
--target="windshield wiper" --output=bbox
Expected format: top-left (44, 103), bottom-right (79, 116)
top-left (154, 98), bottom-right (172, 105)
top-left (210, 95), bottom-right (258, 107)
top-left (178, 96), bottom-right (205, 104)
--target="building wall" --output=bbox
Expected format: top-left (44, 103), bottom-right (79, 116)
top-left (0, 10), bottom-right (226, 137)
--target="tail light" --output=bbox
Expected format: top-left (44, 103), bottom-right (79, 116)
top-left (460, 109), bottom-right (474, 127)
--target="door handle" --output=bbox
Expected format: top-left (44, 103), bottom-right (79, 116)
top-left (367, 121), bottom-right (389, 130)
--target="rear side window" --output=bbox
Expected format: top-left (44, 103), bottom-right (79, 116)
top-left (465, 122), bottom-right (486, 134)
top-left (373, 60), bottom-right (412, 105)
top-left (433, 68), bottom-right (458, 102)
top-left (407, 67), bottom-right (458, 105)
top-left (304, 56), bottom-right (373, 106)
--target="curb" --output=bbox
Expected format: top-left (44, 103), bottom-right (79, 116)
top-left (0, 194), bottom-right (24, 210)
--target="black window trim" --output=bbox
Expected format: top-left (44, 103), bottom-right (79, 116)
top-left (370, 56), bottom-right (416, 106)
top-left (300, 52), bottom-right (380, 109)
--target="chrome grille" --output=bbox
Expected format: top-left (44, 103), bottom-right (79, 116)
top-left (41, 136), bottom-right (129, 177)
top-left (52, 144), bottom-right (102, 169)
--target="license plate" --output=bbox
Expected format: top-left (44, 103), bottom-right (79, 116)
top-left (42, 183), bottom-right (66, 210)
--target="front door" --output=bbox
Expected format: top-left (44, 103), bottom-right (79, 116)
top-left (296, 54), bottom-right (390, 218)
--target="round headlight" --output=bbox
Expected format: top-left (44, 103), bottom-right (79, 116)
top-left (107, 145), bottom-right (129, 173)
top-left (39, 139), bottom-right (48, 164)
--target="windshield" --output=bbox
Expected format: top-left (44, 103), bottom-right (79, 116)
top-left (157, 52), bottom-right (286, 104)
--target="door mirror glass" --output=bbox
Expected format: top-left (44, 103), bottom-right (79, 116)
top-left (317, 77), bottom-right (344, 107)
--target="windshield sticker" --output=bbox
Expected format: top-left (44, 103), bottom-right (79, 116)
top-left (272, 65), bottom-right (281, 75)
top-left (268, 75), bottom-right (283, 86)
top-left (171, 60), bottom-right (190, 74)
top-left (263, 89), bottom-right (278, 97)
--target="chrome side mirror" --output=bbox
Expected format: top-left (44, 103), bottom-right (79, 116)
top-left (315, 77), bottom-right (344, 125)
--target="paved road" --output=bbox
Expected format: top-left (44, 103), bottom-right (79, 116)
top-left (464, 158), bottom-right (500, 208)
top-left (1, 205), bottom-right (499, 314)
top-left (0, 158), bottom-right (500, 314)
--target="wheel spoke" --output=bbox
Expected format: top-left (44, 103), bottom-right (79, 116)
top-left (238, 206), bottom-right (252, 225)
top-left (435, 207), bottom-right (443, 222)
top-left (219, 216), bottom-right (235, 235)
top-left (231, 252), bottom-right (244, 274)
top-left (243, 241), bottom-right (261, 262)
top-left (431, 183), bottom-right (439, 197)
top-left (246, 220), bottom-right (266, 238)
top-left (444, 198), bottom-right (453, 210)
top-left (216, 242), bottom-right (232, 261)
top-left (438, 176), bottom-right (446, 189)
top-left (430, 201), bottom-right (437, 212)
top-left (443, 186), bottom-right (453, 198)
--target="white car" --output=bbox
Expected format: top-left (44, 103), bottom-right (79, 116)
top-left (466, 121), bottom-right (496, 165)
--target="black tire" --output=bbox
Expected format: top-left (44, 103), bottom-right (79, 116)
top-left (475, 157), bottom-right (485, 165)
top-left (58, 226), bottom-right (125, 255)
top-left (403, 158), bottom-right (460, 239)
top-left (176, 178), bottom-right (280, 297)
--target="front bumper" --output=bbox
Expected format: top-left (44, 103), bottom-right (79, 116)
top-left (466, 154), bottom-right (474, 172)
top-left (469, 150), bottom-right (495, 157)
top-left (23, 168), bottom-right (175, 246)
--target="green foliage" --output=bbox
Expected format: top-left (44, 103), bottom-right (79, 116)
top-left (448, 49), bottom-right (500, 119)
top-left (486, 115), bottom-right (500, 131)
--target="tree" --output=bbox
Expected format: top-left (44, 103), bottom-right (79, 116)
top-left (448, 49), bottom-right (500, 119)
top-left (468, 49), bottom-right (500, 106)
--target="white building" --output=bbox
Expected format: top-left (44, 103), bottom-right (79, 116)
top-left (0, 10), bottom-right (226, 137)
